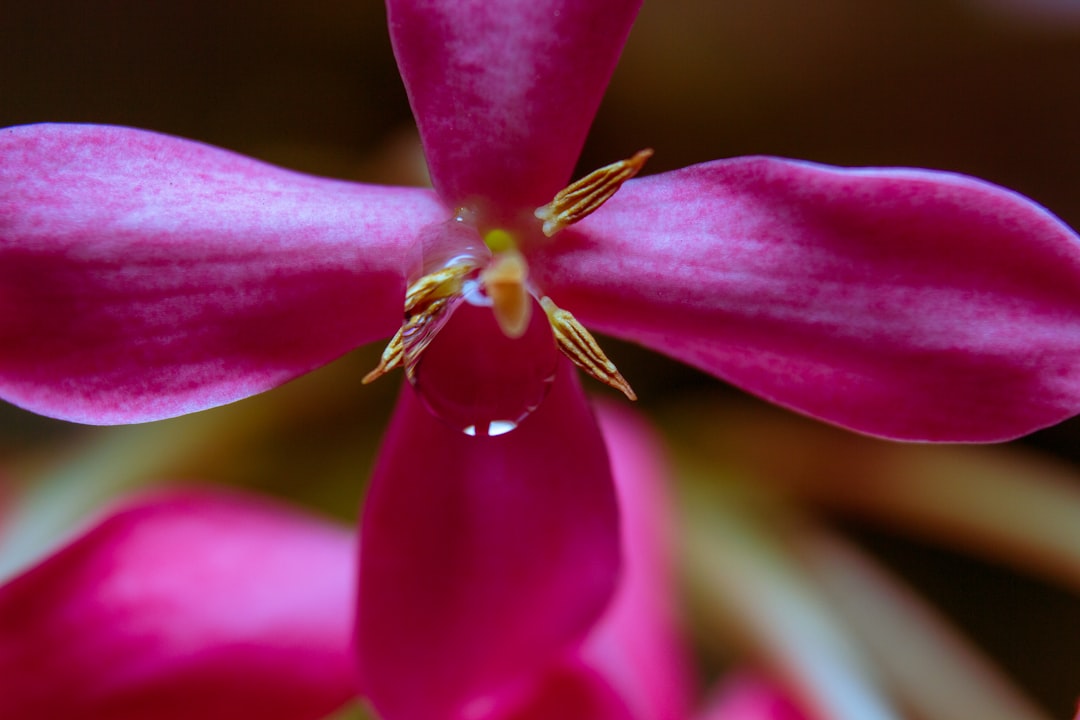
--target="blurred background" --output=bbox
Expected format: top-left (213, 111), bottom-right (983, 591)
top-left (2, 1), bottom-right (1079, 717)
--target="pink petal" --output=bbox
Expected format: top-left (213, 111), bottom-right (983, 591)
top-left (0, 488), bottom-right (356, 720)
top-left (507, 404), bottom-right (693, 720)
top-left (505, 664), bottom-right (634, 720)
top-left (575, 403), bottom-right (693, 720)
top-left (532, 157), bottom-right (1080, 441)
top-left (355, 361), bottom-right (620, 720)
top-left (387, 0), bottom-right (641, 218)
top-left (698, 675), bottom-right (810, 720)
top-left (0, 123), bottom-right (445, 424)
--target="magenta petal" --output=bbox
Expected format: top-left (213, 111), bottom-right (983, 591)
top-left (0, 123), bottom-right (445, 423)
top-left (0, 488), bottom-right (356, 720)
top-left (534, 157), bottom-right (1080, 441)
top-left (507, 663), bottom-right (634, 720)
top-left (355, 361), bottom-right (620, 720)
top-left (387, 0), bottom-right (641, 216)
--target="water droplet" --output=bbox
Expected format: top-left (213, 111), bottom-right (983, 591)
top-left (409, 299), bottom-right (559, 437)
top-left (409, 212), bottom-right (490, 282)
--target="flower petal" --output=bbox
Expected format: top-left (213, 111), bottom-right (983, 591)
top-left (355, 362), bottom-right (620, 720)
top-left (533, 157), bottom-right (1080, 441)
top-left (504, 404), bottom-right (692, 720)
top-left (0, 123), bottom-right (445, 423)
top-left (386, 0), bottom-right (641, 217)
top-left (698, 675), bottom-right (809, 720)
top-left (0, 488), bottom-right (356, 720)
top-left (576, 403), bottom-right (692, 720)
top-left (506, 664), bottom-right (634, 720)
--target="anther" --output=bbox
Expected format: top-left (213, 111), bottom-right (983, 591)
top-left (534, 149), bottom-right (653, 237)
top-left (540, 296), bottom-right (636, 401)
top-left (363, 262), bottom-right (476, 384)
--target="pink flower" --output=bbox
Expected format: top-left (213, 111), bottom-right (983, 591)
top-left (0, 489), bottom-right (356, 720)
top-left (3, 0), bottom-right (1080, 717)
top-left (0, 405), bottom-right (697, 720)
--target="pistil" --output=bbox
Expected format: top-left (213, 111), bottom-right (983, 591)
top-left (480, 250), bottom-right (531, 338)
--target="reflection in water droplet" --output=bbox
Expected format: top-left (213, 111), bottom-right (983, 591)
top-left (462, 419), bottom-right (518, 437)
top-left (409, 300), bottom-right (558, 437)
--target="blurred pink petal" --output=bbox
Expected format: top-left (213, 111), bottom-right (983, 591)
top-left (505, 404), bottom-right (692, 720)
top-left (698, 675), bottom-right (809, 720)
top-left (0, 488), bottom-right (356, 720)
top-left (577, 403), bottom-right (693, 720)
top-left (507, 664), bottom-right (634, 720)
top-left (0, 123), bottom-right (443, 424)
top-left (387, 0), bottom-right (640, 217)
top-left (533, 157), bottom-right (1080, 441)
top-left (356, 358), bottom-right (620, 720)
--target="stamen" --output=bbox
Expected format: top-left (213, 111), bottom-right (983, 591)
top-left (404, 263), bottom-right (473, 314)
top-left (362, 325), bottom-right (405, 383)
top-left (480, 250), bottom-right (532, 339)
top-left (540, 296), bottom-right (637, 401)
top-left (534, 149), bottom-right (653, 237)
top-left (363, 262), bottom-right (475, 384)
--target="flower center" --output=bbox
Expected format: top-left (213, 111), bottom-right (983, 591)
top-left (410, 296), bottom-right (559, 437)
top-left (364, 151), bottom-right (651, 435)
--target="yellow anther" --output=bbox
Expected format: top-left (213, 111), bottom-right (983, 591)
top-left (534, 149), bottom-right (653, 237)
top-left (403, 263), bottom-right (472, 313)
top-left (362, 325), bottom-right (406, 384)
top-left (480, 250), bottom-right (532, 339)
top-left (540, 296), bottom-right (636, 400)
top-left (364, 261), bottom-right (475, 384)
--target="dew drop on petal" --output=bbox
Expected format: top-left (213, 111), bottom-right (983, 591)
top-left (409, 297), bottom-right (559, 437)
top-left (410, 211), bottom-right (490, 281)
